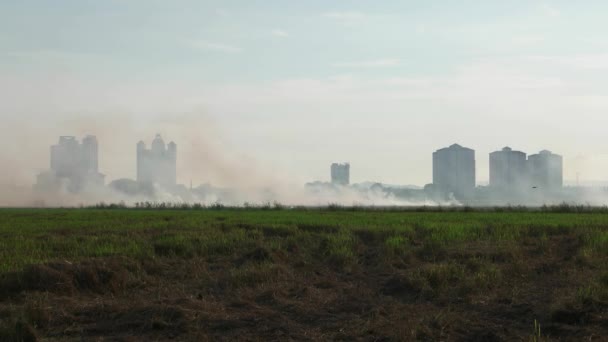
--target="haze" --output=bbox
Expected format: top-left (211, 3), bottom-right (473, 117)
top-left (2, 1), bottom-right (608, 194)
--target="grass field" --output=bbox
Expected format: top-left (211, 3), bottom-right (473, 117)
top-left (1, 208), bottom-right (608, 340)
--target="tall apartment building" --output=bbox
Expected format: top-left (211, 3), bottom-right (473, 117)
top-left (528, 150), bottom-right (563, 190)
top-left (136, 134), bottom-right (177, 188)
top-left (331, 163), bottom-right (350, 185)
top-left (432, 144), bottom-right (476, 198)
top-left (36, 135), bottom-right (105, 192)
top-left (489, 147), bottom-right (528, 190)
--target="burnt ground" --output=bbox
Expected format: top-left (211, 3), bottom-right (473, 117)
top-left (1, 231), bottom-right (608, 341)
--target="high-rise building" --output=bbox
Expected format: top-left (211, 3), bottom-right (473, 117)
top-left (331, 163), bottom-right (350, 185)
top-left (137, 134), bottom-right (177, 188)
top-left (81, 135), bottom-right (99, 174)
top-left (37, 135), bottom-right (105, 192)
top-left (489, 147), bottom-right (527, 190)
top-left (528, 150), bottom-right (563, 190)
top-left (432, 144), bottom-right (476, 198)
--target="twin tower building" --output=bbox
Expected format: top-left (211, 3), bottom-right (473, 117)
top-left (39, 135), bottom-right (562, 199)
top-left (433, 144), bottom-right (563, 199)
top-left (37, 134), bottom-right (177, 193)
top-left (137, 134), bottom-right (177, 188)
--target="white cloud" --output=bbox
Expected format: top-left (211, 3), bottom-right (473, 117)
top-left (271, 29), bottom-right (289, 38)
top-left (415, 24), bottom-right (427, 34)
top-left (540, 4), bottom-right (560, 18)
top-left (215, 9), bottom-right (230, 17)
top-left (0, 49), bottom-right (108, 69)
top-left (511, 34), bottom-right (545, 46)
top-left (322, 11), bottom-right (366, 20)
top-left (527, 54), bottom-right (608, 69)
top-left (332, 59), bottom-right (401, 68)
top-left (3, 55), bottom-right (607, 185)
top-left (187, 40), bottom-right (242, 53)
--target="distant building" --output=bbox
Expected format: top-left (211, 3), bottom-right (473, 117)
top-left (432, 144), bottom-right (476, 198)
top-left (137, 134), bottom-right (177, 188)
top-left (36, 135), bottom-right (105, 193)
top-left (528, 150), bottom-right (563, 190)
top-left (489, 147), bottom-right (527, 190)
top-left (331, 163), bottom-right (350, 185)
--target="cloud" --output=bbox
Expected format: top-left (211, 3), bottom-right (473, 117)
top-left (322, 11), bottom-right (366, 20)
top-left (332, 59), bottom-right (401, 68)
top-left (415, 24), bottom-right (427, 34)
top-left (271, 29), bottom-right (289, 38)
top-left (215, 9), bottom-right (230, 17)
top-left (510, 34), bottom-right (545, 46)
top-left (3, 53), bottom-right (604, 186)
top-left (187, 40), bottom-right (243, 53)
top-left (527, 54), bottom-right (608, 69)
top-left (540, 4), bottom-right (560, 18)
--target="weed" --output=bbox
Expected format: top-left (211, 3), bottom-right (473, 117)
top-left (221, 262), bottom-right (287, 289)
top-left (319, 230), bottom-right (357, 268)
top-left (529, 319), bottom-right (542, 342)
top-left (384, 235), bottom-right (410, 255)
top-left (0, 209), bottom-right (608, 340)
top-left (576, 283), bottom-right (608, 306)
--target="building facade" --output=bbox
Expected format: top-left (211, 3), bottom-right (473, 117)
top-left (137, 134), bottom-right (177, 188)
top-left (37, 135), bottom-right (105, 192)
top-left (528, 150), bottom-right (563, 190)
top-left (331, 163), bottom-right (350, 185)
top-left (432, 144), bottom-right (476, 199)
top-left (489, 147), bottom-right (528, 190)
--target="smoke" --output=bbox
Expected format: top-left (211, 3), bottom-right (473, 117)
top-left (1, 88), bottom-right (608, 207)
top-left (3, 107), bottom-right (608, 208)
top-left (0, 108), bottom-right (454, 207)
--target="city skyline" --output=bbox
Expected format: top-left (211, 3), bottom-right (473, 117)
top-left (36, 134), bottom-right (575, 192)
top-left (2, 3), bottom-right (608, 339)
top-left (3, 2), bottom-right (608, 187)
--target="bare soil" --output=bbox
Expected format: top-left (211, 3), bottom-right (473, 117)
top-left (1, 231), bottom-right (607, 341)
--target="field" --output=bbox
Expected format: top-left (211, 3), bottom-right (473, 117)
top-left (1, 208), bottom-right (608, 341)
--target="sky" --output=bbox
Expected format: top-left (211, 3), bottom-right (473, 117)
top-left (2, 0), bottom-right (608, 187)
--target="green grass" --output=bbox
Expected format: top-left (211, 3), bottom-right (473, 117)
top-left (1, 208), bottom-right (608, 273)
top-left (3, 208), bottom-right (608, 340)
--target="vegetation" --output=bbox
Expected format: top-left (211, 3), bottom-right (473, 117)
top-left (1, 207), bottom-right (608, 340)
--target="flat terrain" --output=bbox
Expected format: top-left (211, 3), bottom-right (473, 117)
top-left (1, 208), bottom-right (608, 341)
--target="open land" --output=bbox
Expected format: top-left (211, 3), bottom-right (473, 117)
top-left (1, 207), bottom-right (608, 341)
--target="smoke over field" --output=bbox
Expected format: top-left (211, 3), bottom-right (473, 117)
top-left (0, 112), bottom-right (453, 207)
top-left (4, 2), bottom-right (608, 208)
top-left (2, 112), bottom-right (608, 207)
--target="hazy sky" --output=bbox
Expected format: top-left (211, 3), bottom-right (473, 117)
top-left (2, 1), bottom-right (608, 187)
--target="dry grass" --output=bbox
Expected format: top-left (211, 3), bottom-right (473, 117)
top-left (0, 209), bottom-right (608, 340)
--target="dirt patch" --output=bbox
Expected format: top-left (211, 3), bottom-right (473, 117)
top-left (72, 305), bottom-right (190, 338)
top-left (381, 275), bottom-right (420, 300)
top-left (235, 247), bottom-right (272, 266)
top-left (1, 231), bottom-right (608, 340)
top-left (0, 258), bottom-right (136, 297)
